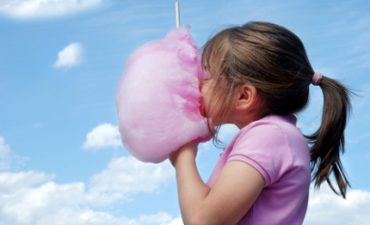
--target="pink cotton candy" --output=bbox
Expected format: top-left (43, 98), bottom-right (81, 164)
top-left (116, 27), bottom-right (211, 163)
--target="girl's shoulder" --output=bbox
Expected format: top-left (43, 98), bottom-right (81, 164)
top-left (227, 114), bottom-right (310, 186)
top-left (236, 114), bottom-right (299, 142)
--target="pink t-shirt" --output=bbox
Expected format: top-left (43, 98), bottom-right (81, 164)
top-left (207, 115), bottom-right (310, 225)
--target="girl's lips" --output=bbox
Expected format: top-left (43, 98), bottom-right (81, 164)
top-left (199, 96), bottom-right (206, 117)
top-left (200, 105), bottom-right (206, 117)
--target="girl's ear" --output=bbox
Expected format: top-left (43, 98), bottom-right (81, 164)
top-left (234, 83), bottom-right (259, 111)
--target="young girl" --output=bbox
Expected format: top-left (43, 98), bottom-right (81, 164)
top-left (170, 21), bottom-right (351, 225)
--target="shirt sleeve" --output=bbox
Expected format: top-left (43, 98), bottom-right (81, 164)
top-left (226, 121), bottom-right (292, 187)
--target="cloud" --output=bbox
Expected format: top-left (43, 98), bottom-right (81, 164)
top-left (0, 0), bottom-right (103, 20)
top-left (0, 156), bottom-right (176, 225)
top-left (304, 185), bottom-right (370, 225)
top-left (0, 134), bottom-right (178, 224)
top-left (53, 42), bottom-right (83, 69)
top-left (87, 156), bottom-right (174, 205)
top-left (0, 136), bottom-right (27, 170)
top-left (82, 123), bottom-right (122, 150)
top-left (165, 217), bottom-right (183, 225)
top-left (0, 171), bottom-right (53, 193)
top-left (1, 181), bottom-right (86, 224)
top-left (133, 213), bottom-right (182, 225)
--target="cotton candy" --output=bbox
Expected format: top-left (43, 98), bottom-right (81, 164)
top-left (116, 27), bottom-right (211, 163)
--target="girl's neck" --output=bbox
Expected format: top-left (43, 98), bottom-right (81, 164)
top-left (232, 113), bottom-right (264, 129)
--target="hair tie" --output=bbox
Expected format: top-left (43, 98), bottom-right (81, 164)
top-left (312, 72), bottom-right (323, 86)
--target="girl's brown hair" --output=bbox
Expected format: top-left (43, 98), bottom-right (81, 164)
top-left (202, 21), bottom-right (351, 198)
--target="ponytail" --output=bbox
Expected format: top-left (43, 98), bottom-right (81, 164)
top-left (306, 76), bottom-right (351, 198)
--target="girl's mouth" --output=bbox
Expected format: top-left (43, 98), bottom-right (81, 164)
top-left (199, 96), bottom-right (206, 117)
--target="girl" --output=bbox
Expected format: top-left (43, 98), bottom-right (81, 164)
top-left (170, 21), bottom-right (351, 225)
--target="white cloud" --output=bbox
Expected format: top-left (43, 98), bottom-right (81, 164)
top-left (165, 217), bottom-right (183, 225)
top-left (82, 123), bottom-right (122, 150)
top-left (304, 185), bottom-right (370, 225)
top-left (0, 136), bottom-right (27, 171)
top-left (1, 181), bottom-right (85, 224)
top-left (134, 213), bottom-right (182, 225)
top-left (0, 171), bottom-right (52, 193)
top-left (1, 195), bottom-right (181, 225)
top-left (0, 135), bottom-right (176, 225)
top-left (0, 0), bottom-right (103, 20)
top-left (87, 156), bottom-right (174, 205)
top-left (0, 156), bottom-right (177, 225)
top-left (53, 42), bottom-right (83, 69)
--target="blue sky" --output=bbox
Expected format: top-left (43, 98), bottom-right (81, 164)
top-left (0, 0), bottom-right (370, 224)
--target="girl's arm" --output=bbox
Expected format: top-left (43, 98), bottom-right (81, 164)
top-left (170, 142), bottom-right (264, 225)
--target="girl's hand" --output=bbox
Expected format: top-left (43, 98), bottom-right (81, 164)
top-left (169, 140), bottom-right (199, 167)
